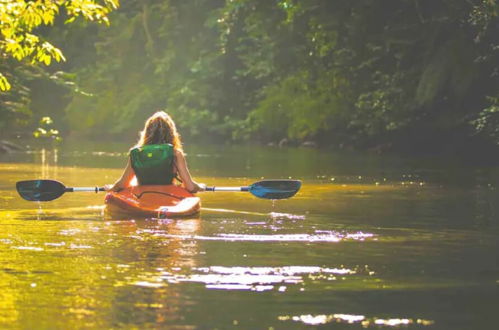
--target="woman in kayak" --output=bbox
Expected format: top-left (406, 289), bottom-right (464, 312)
top-left (106, 111), bottom-right (205, 193)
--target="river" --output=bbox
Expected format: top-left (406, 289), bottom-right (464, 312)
top-left (0, 139), bottom-right (498, 329)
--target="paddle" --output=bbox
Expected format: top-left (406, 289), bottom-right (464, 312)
top-left (16, 180), bottom-right (105, 202)
top-left (16, 179), bottom-right (301, 202)
top-left (205, 180), bottom-right (301, 200)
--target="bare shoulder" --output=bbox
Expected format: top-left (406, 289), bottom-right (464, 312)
top-left (174, 149), bottom-right (185, 162)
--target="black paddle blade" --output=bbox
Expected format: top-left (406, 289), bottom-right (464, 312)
top-left (16, 180), bottom-right (66, 201)
top-left (249, 180), bottom-right (301, 199)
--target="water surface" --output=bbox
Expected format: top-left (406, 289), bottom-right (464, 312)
top-left (0, 142), bottom-right (498, 329)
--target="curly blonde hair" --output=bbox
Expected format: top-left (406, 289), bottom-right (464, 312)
top-left (136, 111), bottom-right (183, 152)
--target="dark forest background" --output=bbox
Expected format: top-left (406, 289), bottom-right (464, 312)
top-left (1, 0), bottom-right (498, 154)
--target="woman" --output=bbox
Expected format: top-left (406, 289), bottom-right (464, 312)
top-left (106, 111), bottom-right (205, 193)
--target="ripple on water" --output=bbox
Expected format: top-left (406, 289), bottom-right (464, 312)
top-left (130, 265), bottom-right (360, 292)
top-left (159, 231), bottom-right (375, 242)
top-left (278, 314), bottom-right (435, 327)
top-left (69, 244), bottom-right (92, 249)
top-left (11, 246), bottom-right (44, 251)
top-left (44, 242), bottom-right (66, 247)
top-left (58, 229), bottom-right (82, 236)
top-left (269, 212), bottom-right (306, 220)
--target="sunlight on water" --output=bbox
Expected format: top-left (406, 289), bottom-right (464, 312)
top-left (202, 207), bottom-right (268, 216)
top-left (69, 244), bottom-right (92, 249)
top-left (131, 265), bottom-right (361, 292)
top-left (0, 148), bottom-right (498, 329)
top-left (158, 232), bottom-right (375, 242)
top-left (269, 212), bottom-right (306, 220)
top-left (278, 314), bottom-right (435, 327)
top-left (44, 242), bottom-right (66, 247)
top-left (11, 246), bottom-right (44, 251)
top-left (134, 281), bottom-right (164, 288)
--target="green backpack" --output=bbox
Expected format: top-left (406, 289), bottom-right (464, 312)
top-left (130, 144), bottom-right (175, 185)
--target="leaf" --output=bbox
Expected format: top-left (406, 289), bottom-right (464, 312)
top-left (0, 73), bottom-right (12, 91)
top-left (65, 17), bottom-right (76, 24)
top-left (45, 55), bottom-right (51, 65)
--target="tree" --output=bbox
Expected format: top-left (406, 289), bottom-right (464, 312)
top-left (31, 0), bottom-right (498, 153)
top-left (0, 0), bottom-right (119, 91)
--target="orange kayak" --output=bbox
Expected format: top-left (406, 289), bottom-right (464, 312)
top-left (105, 185), bottom-right (201, 218)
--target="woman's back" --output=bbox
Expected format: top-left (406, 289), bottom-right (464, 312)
top-left (130, 144), bottom-right (175, 185)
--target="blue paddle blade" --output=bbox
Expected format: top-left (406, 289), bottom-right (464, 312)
top-left (16, 180), bottom-right (66, 201)
top-left (248, 180), bottom-right (301, 199)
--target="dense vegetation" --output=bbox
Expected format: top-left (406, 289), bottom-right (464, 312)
top-left (1, 0), bottom-right (498, 153)
top-left (0, 0), bottom-right (118, 129)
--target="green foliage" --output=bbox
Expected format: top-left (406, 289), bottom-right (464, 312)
top-left (472, 96), bottom-right (499, 144)
top-left (0, 0), bottom-right (119, 90)
top-left (33, 116), bottom-right (62, 142)
top-left (0, 60), bottom-right (36, 129)
top-left (0, 0), bottom-right (119, 138)
top-left (3, 0), bottom-right (498, 153)
top-left (250, 70), bottom-right (344, 141)
top-left (0, 73), bottom-right (11, 91)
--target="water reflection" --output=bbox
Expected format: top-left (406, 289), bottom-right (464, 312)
top-left (157, 265), bottom-right (358, 291)
top-left (269, 212), bottom-right (306, 220)
top-left (0, 209), bottom-right (202, 327)
top-left (33, 148), bottom-right (60, 179)
top-left (1, 144), bottom-right (499, 329)
top-left (160, 231), bottom-right (375, 242)
top-left (278, 314), bottom-right (435, 327)
top-left (108, 218), bottom-right (202, 327)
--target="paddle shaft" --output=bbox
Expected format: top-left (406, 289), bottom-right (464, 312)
top-left (71, 187), bottom-right (248, 193)
top-left (66, 187), bottom-right (106, 192)
top-left (71, 186), bottom-right (247, 192)
top-left (205, 186), bottom-right (249, 192)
